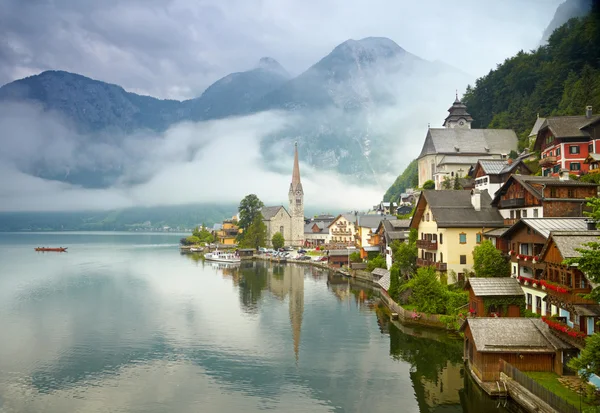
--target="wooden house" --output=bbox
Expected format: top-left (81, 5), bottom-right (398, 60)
top-left (538, 230), bottom-right (600, 347)
top-left (328, 249), bottom-right (351, 268)
top-left (237, 249), bottom-right (255, 259)
top-left (491, 175), bottom-right (598, 226)
top-left (471, 158), bottom-right (532, 197)
top-left (464, 278), bottom-right (524, 317)
top-left (461, 318), bottom-right (575, 382)
top-left (376, 219), bottom-right (411, 269)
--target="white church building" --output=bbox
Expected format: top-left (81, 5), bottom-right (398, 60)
top-left (262, 143), bottom-right (305, 247)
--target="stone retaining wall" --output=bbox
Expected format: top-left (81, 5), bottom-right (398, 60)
top-left (379, 290), bottom-right (447, 329)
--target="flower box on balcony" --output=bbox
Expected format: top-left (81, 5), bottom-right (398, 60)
top-left (542, 316), bottom-right (587, 339)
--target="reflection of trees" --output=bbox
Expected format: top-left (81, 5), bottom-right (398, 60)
top-left (272, 264), bottom-right (285, 279)
top-left (238, 264), bottom-right (269, 314)
top-left (459, 372), bottom-right (513, 413)
top-left (389, 323), bottom-right (463, 383)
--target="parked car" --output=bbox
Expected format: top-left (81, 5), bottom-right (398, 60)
top-left (316, 256), bottom-right (328, 262)
top-left (297, 249), bottom-right (307, 254)
top-left (284, 246), bottom-right (294, 251)
top-left (278, 248), bottom-right (285, 252)
top-left (298, 255), bottom-right (312, 261)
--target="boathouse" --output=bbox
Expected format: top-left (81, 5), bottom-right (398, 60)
top-left (464, 277), bottom-right (524, 317)
top-left (237, 249), bottom-right (255, 259)
top-left (461, 318), bottom-right (574, 382)
top-left (328, 249), bottom-right (350, 268)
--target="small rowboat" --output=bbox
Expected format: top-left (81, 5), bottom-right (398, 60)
top-left (35, 247), bottom-right (68, 252)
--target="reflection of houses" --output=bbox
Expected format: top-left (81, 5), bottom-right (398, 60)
top-left (356, 214), bottom-right (395, 259)
top-left (537, 230), bottom-right (600, 347)
top-left (462, 318), bottom-right (574, 382)
top-left (377, 219), bottom-right (411, 269)
top-left (266, 265), bottom-right (305, 361)
top-left (327, 214), bottom-right (357, 246)
top-left (465, 278), bottom-right (523, 317)
top-left (415, 361), bottom-right (463, 408)
top-left (417, 96), bottom-right (518, 189)
top-left (411, 190), bottom-right (504, 282)
top-left (491, 173), bottom-right (598, 226)
top-left (471, 157), bottom-right (531, 197)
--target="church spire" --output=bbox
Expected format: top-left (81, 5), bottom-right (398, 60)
top-left (292, 141), bottom-right (301, 189)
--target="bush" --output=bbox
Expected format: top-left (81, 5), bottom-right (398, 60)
top-left (366, 254), bottom-right (386, 271)
top-left (184, 235), bottom-right (201, 245)
top-left (272, 232), bottom-right (285, 250)
top-left (422, 180), bottom-right (435, 190)
top-left (472, 240), bottom-right (510, 277)
top-left (405, 267), bottom-right (447, 314)
top-left (349, 251), bottom-right (362, 263)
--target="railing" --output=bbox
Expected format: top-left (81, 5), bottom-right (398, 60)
top-left (416, 239), bottom-right (438, 250)
top-left (539, 156), bottom-right (558, 166)
top-left (416, 258), bottom-right (447, 271)
top-left (499, 198), bottom-right (526, 208)
top-left (499, 360), bottom-right (579, 413)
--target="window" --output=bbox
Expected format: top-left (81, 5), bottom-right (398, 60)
top-left (546, 300), bottom-right (551, 316)
top-left (451, 171), bottom-right (454, 177)
top-left (553, 165), bottom-right (560, 173)
top-left (426, 213), bottom-right (430, 222)
top-left (570, 162), bottom-right (581, 171)
top-left (568, 189), bottom-right (575, 198)
top-left (569, 145), bottom-right (580, 154)
top-left (440, 253), bottom-right (443, 262)
top-left (460, 255), bottom-right (467, 265)
top-left (439, 234), bottom-right (443, 245)
top-left (522, 210), bottom-right (528, 218)
top-left (476, 233), bottom-right (482, 244)
top-left (550, 188), bottom-right (557, 197)
top-left (536, 296), bottom-right (542, 312)
top-left (589, 144), bottom-right (594, 154)
top-left (527, 294), bottom-right (532, 305)
top-left (459, 233), bottom-right (467, 244)
top-left (556, 147), bottom-right (561, 156)
top-left (510, 210), bottom-right (515, 219)
top-left (520, 243), bottom-right (529, 255)
top-left (533, 209), bottom-right (539, 218)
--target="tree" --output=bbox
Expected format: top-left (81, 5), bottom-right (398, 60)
top-left (422, 180), bottom-right (435, 190)
top-left (238, 194), bottom-right (264, 233)
top-left (183, 235), bottom-right (200, 245)
top-left (453, 175), bottom-right (462, 190)
top-left (441, 176), bottom-right (452, 189)
top-left (193, 226), bottom-right (215, 243)
top-left (472, 240), bottom-right (510, 277)
top-left (272, 232), bottom-right (285, 250)
top-left (349, 251), bottom-right (362, 263)
top-left (392, 229), bottom-right (418, 276)
top-left (239, 214), bottom-right (267, 249)
top-left (405, 267), bottom-right (447, 314)
top-left (388, 263), bottom-right (401, 301)
top-left (367, 254), bottom-right (387, 271)
top-left (508, 150), bottom-right (519, 160)
top-left (569, 333), bottom-right (600, 381)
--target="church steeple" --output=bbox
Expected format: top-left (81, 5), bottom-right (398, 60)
top-left (443, 93), bottom-right (474, 129)
top-left (288, 142), bottom-right (304, 247)
top-left (291, 141), bottom-right (301, 191)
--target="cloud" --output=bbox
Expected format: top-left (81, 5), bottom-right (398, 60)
top-left (0, 0), bottom-right (562, 99)
top-left (0, 103), bottom-right (387, 212)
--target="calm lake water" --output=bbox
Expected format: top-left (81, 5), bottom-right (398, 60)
top-left (0, 232), bottom-right (518, 412)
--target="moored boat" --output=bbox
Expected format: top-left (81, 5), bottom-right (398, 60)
top-left (35, 247), bottom-right (68, 252)
top-left (204, 250), bottom-right (241, 263)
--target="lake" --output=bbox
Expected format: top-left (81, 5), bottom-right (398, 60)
top-left (0, 232), bottom-right (517, 412)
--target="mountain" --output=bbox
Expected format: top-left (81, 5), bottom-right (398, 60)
top-left (383, 159), bottom-right (418, 202)
top-left (541, 0), bottom-right (593, 44)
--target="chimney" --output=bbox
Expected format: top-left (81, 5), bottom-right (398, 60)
top-left (586, 106), bottom-right (593, 119)
top-left (559, 169), bottom-right (570, 181)
top-left (507, 158), bottom-right (513, 165)
top-left (471, 189), bottom-right (481, 211)
top-left (587, 219), bottom-right (597, 231)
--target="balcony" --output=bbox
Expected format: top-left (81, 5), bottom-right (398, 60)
top-left (416, 239), bottom-right (438, 250)
top-left (417, 258), bottom-right (447, 271)
top-left (539, 156), bottom-right (557, 166)
top-left (499, 198), bottom-right (525, 208)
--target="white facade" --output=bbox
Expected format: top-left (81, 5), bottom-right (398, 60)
top-left (499, 207), bottom-right (543, 220)
top-left (474, 175), bottom-right (502, 198)
top-left (328, 215), bottom-right (357, 245)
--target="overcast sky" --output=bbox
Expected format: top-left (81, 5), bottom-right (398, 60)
top-left (0, 0), bottom-right (562, 100)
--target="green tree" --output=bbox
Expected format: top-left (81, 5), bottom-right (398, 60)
top-left (271, 232), bottom-right (285, 250)
top-left (239, 214), bottom-right (267, 249)
top-left (238, 194), bottom-right (264, 234)
top-left (185, 235), bottom-right (200, 245)
top-left (472, 240), bottom-right (510, 277)
top-left (388, 263), bottom-right (401, 301)
top-left (441, 176), bottom-right (452, 189)
top-left (569, 333), bottom-right (600, 381)
top-left (422, 180), bottom-right (435, 190)
top-left (367, 254), bottom-right (387, 271)
top-left (405, 266), bottom-right (447, 314)
top-left (392, 229), bottom-right (418, 276)
top-left (383, 159), bottom-right (418, 202)
top-left (508, 150), bottom-right (519, 159)
top-left (193, 226), bottom-right (215, 243)
top-left (349, 251), bottom-right (362, 263)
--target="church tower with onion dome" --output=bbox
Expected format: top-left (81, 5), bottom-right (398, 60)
top-left (443, 92), bottom-right (474, 129)
top-left (288, 142), bottom-right (305, 247)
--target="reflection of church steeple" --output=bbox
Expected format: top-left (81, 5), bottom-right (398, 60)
top-left (289, 266), bottom-right (304, 362)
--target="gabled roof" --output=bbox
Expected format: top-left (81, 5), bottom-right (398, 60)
top-left (475, 158), bottom-right (532, 176)
top-left (328, 249), bottom-right (352, 256)
top-left (534, 115), bottom-right (600, 150)
top-left (418, 128), bottom-right (518, 159)
top-left (464, 277), bottom-right (524, 297)
top-left (377, 219), bottom-right (411, 244)
top-left (529, 116), bottom-right (546, 137)
top-left (491, 175), bottom-right (598, 205)
top-left (376, 271), bottom-right (391, 290)
top-left (261, 205), bottom-right (290, 220)
top-left (540, 230), bottom-right (600, 260)
top-left (356, 214), bottom-right (395, 229)
top-left (460, 318), bottom-right (572, 353)
top-left (411, 190), bottom-right (504, 228)
top-left (327, 213), bottom-right (357, 228)
top-left (585, 153), bottom-right (600, 163)
top-left (438, 155), bottom-right (495, 166)
top-left (304, 222), bottom-right (327, 234)
top-left (502, 218), bottom-right (589, 240)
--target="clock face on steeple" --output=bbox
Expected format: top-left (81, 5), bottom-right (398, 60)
top-left (459, 120), bottom-right (465, 126)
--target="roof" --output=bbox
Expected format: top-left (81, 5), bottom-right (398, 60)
top-left (540, 230), bottom-right (600, 260)
top-left (585, 153), bottom-right (600, 163)
top-left (328, 249), bottom-right (353, 256)
top-left (542, 115), bottom-right (600, 139)
top-left (379, 219), bottom-right (411, 244)
top-left (438, 155), bottom-right (495, 166)
top-left (261, 205), bottom-right (289, 220)
top-left (483, 227), bottom-right (510, 237)
top-left (465, 277), bottom-right (524, 296)
top-left (372, 268), bottom-right (390, 277)
top-left (304, 222), bottom-right (327, 234)
top-left (314, 215), bottom-right (336, 221)
top-left (476, 158), bottom-right (532, 176)
top-left (414, 190), bottom-right (505, 228)
top-left (363, 246), bottom-right (380, 252)
top-left (573, 304), bottom-right (600, 317)
top-left (419, 128), bottom-right (518, 159)
top-left (502, 218), bottom-right (589, 239)
top-left (377, 271), bottom-right (391, 290)
top-left (529, 117), bottom-right (546, 137)
top-left (357, 214), bottom-right (395, 229)
top-left (492, 175), bottom-right (598, 205)
top-left (461, 318), bottom-right (573, 353)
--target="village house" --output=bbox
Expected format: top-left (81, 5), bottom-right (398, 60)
top-left (528, 114), bottom-right (546, 147)
top-left (501, 218), bottom-right (590, 316)
top-left (376, 219), bottom-right (411, 269)
top-left (399, 188), bottom-right (421, 206)
top-left (303, 221), bottom-right (330, 247)
top-left (461, 318), bottom-right (575, 383)
top-left (464, 278), bottom-right (524, 318)
top-left (417, 95), bottom-right (518, 189)
top-left (328, 249), bottom-right (351, 268)
top-left (536, 230), bottom-right (600, 347)
top-left (355, 214), bottom-right (395, 259)
top-left (470, 157), bottom-right (532, 197)
top-left (327, 214), bottom-right (357, 246)
top-left (215, 219), bottom-right (240, 245)
top-left (411, 190), bottom-right (504, 283)
top-left (374, 202), bottom-right (398, 215)
top-left (533, 106), bottom-right (600, 176)
top-left (490, 173), bottom-right (598, 226)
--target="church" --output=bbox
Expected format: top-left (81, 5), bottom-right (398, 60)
top-left (261, 143), bottom-right (305, 247)
top-left (417, 95), bottom-right (519, 189)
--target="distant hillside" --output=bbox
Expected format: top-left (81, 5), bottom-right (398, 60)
top-left (463, 6), bottom-right (600, 150)
top-left (541, 0), bottom-right (593, 44)
top-left (383, 159), bottom-right (418, 202)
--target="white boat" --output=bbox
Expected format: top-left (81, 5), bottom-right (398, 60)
top-left (190, 247), bottom-right (204, 252)
top-left (204, 250), bottom-right (241, 263)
